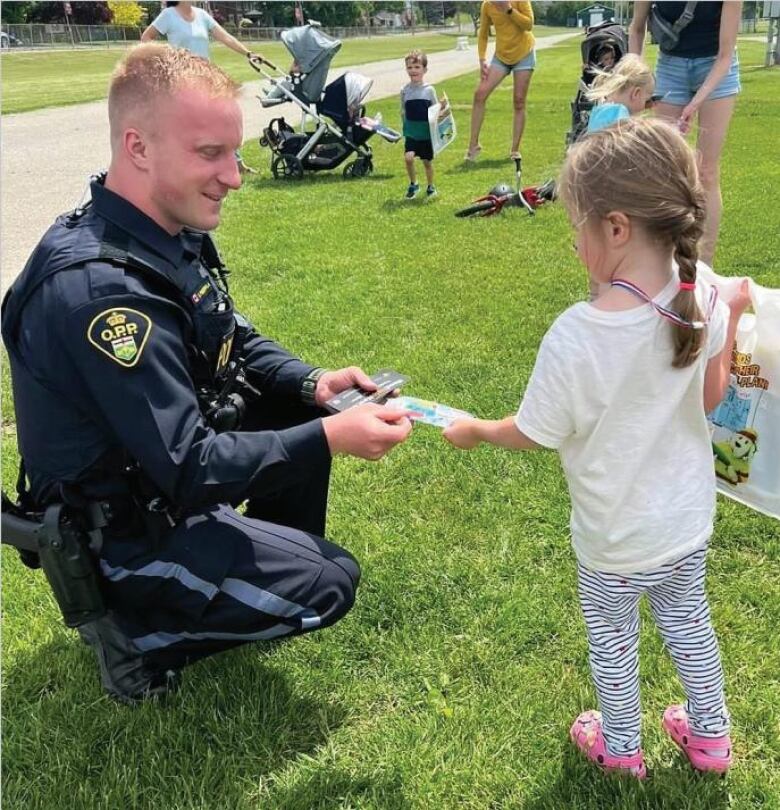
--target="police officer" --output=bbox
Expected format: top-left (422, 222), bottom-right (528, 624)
top-left (2, 44), bottom-right (412, 703)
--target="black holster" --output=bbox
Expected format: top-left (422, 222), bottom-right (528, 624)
top-left (1, 494), bottom-right (106, 628)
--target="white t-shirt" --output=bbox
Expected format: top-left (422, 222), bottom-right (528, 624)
top-left (152, 6), bottom-right (216, 60)
top-left (515, 272), bottom-right (729, 574)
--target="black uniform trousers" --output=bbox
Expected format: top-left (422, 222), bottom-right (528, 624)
top-left (98, 399), bottom-right (360, 671)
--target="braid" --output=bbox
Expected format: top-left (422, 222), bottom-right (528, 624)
top-left (669, 206), bottom-right (706, 368)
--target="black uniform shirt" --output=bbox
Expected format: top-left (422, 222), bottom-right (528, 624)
top-left (2, 181), bottom-right (330, 510)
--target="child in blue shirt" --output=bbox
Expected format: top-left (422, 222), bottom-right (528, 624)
top-left (587, 54), bottom-right (656, 133)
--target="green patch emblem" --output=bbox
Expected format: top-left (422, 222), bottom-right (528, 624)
top-left (87, 308), bottom-right (152, 368)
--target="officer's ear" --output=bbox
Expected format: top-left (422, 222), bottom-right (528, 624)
top-left (123, 127), bottom-right (151, 170)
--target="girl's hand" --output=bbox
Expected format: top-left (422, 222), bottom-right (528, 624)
top-left (443, 419), bottom-right (481, 450)
top-left (480, 59), bottom-right (490, 81)
top-left (727, 278), bottom-right (752, 319)
top-left (678, 100), bottom-right (700, 135)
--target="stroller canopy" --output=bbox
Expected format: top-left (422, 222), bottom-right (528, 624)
top-left (282, 25), bottom-right (342, 103)
top-left (321, 72), bottom-right (373, 127)
top-left (580, 20), bottom-right (628, 64)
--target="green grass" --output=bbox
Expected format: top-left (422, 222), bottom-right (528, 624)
top-left (0, 32), bottom-right (457, 115)
top-left (2, 39), bottom-right (779, 810)
top-left (0, 28), bottom-right (576, 115)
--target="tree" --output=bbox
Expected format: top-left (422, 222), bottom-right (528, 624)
top-left (1, 2), bottom-right (34, 23)
top-left (108, 1), bottom-right (145, 27)
top-left (543, 1), bottom-right (583, 27)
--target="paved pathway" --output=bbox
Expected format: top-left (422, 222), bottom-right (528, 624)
top-left (1, 33), bottom-right (575, 288)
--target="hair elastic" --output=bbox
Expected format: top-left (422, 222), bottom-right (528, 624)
top-left (611, 278), bottom-right (717, 331)
top-left (679, 282), bottom-right (696, 291)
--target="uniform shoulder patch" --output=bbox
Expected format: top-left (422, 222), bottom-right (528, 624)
top-left (87, 307), bottom-right (152, 368)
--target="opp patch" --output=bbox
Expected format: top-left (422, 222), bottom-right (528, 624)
top-left (87, 307), bottom-right (152, 368)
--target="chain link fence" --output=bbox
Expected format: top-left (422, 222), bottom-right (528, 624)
top-left (0, 22), bottom-right (451, 50)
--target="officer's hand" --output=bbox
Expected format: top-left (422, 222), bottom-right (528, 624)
top-left (315, 366), bottom-right (377, 408)
top-left (322, 404), bottom-right (413, 460)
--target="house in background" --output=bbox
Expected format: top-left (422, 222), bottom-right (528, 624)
top-left (576, 4), bottom-right (615, 28)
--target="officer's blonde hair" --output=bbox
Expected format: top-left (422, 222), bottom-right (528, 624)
top-left (558, 117), bottom-right (706, 370)
top-left (108, 44), bottom-right (239, 140)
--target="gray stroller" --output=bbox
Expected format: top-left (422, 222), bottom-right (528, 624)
top-left (250, 25), bottom-right (400, 180)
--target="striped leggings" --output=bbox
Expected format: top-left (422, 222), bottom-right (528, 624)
top-left (577, 545), bottom-right (730, 757)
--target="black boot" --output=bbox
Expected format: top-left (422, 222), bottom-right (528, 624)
top-left (78, 613), bottom-right (181, 705)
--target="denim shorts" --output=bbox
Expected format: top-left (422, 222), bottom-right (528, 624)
top-left (655, 51), bottom-right (741, 106)
top-left (491, 48), bottom-right (536, 74)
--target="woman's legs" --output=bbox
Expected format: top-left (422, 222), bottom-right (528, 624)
top-left (652, 97), bottom-right (736, 266)
top-left (695, 96), bottom-right (737, 266)
top-left (510, 68), bottom-right (533, 155)
top-left (467, 65), bottom-right (508, 154)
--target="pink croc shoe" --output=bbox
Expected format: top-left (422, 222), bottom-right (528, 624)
top-left (570, 710), bottom-right (647, 779)
top-left (662, 705), bottom-right (732, 774)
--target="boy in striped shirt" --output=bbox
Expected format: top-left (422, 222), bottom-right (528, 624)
top-left (400, 50), bottom-right (438, 199)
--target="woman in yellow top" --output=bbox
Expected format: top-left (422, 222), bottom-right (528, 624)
top-left (466, 0), bottom-right (535, 161)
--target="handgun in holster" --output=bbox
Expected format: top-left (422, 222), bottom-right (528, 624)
top-left (1, 493), bottom-right (106, 628)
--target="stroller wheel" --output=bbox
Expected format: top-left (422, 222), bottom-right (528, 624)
top-left (343, 158), bottom-right (372, 179)
top-left (259, 135), bottom-right (269, 148)
top-left (272, 154), bottom-right (304, 180)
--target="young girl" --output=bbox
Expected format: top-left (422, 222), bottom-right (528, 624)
top-left (444, 118), bottom-right (751, 778)
top-left (586, 53), bottom-right (656, 133)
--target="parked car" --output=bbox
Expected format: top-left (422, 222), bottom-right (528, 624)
top-left (0, 31), bottom-right (24, 49)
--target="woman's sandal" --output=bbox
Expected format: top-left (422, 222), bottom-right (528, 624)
top-left (662, 705), bottom-right (732, 774)
top-left (464, 145), bottom-right (482, 162)
top-left (570, 710), bottom-right (647, 779)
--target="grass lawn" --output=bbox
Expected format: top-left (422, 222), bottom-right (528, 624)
top-left (0, 32), bottom-right (458, 115)
top-left (2, 39), bottom-right (779, 810)
top-left (0, 28), bottom-right (575, 115)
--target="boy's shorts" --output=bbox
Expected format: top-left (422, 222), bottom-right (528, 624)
top-left (404, 137), bottom-right (434, 161)
top-left (491, 48), bottom-right (536, 74)
top-left (655, 51), bottom-right (741, 106)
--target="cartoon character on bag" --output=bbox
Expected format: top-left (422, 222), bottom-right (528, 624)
top-left (713, 428), bottom-right (759, 485)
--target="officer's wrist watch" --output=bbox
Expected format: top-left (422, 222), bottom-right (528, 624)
top-left (301, 367), bottom-right (327, 406)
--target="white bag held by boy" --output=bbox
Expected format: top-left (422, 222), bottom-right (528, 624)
top-left (428, 93), bottom-right (456, 156)
top-left (700, 265), bottom-right (780, 520)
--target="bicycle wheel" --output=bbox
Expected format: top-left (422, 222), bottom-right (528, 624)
top-left (454, 200), bottom-right (496, 218)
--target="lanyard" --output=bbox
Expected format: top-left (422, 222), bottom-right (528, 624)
top-left (610, 278), bottom-right (718, 330)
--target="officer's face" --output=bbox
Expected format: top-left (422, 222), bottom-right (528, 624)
top-left (147, 87), bottom-right (243, 233)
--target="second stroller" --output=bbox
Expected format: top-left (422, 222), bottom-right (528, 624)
top-left (565, 20), bottom-right (629, 146)
top-left (252, 25), bottom-right (400, 180)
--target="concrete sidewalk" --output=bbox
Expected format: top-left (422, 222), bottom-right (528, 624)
top-left (1, 33), bottom-right (575, 288)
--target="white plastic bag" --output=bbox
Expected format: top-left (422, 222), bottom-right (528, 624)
top-left (428, 93), bottom-right (456, 156)
top-left (699, 264), bottom-right (780, 519)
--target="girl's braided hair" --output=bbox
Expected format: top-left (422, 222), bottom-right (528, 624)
top-left (558, 117), bottom-right (707, 368)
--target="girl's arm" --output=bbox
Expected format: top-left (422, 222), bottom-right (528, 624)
top-left (444, 415), bottom-right (542, 451)
top-left (703, 279), bottom-right (751, 413)
top-left (678, 1), bottom-right (742, 133)
top-left (628, 1), bottom-right (650, 56)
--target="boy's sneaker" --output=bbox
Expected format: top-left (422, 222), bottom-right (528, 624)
top-left (405, 183), bottom-right (420, 199)
top-left (426, 185), bottom-right (438, 199)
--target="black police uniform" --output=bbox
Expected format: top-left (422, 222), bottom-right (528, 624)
top-left (2, 177), bottom-right (360, 692)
